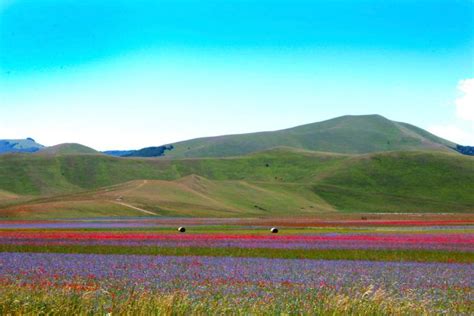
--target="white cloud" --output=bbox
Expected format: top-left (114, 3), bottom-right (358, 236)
top-left (455, 78), bottom-right (474, 122)
top-left (428, 78), bottom-right (474, 145)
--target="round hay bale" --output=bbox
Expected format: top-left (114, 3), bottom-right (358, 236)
top-left (178, 227), bottom-right (186, 233)
top-left (270, 227), bottom-right (279, 234)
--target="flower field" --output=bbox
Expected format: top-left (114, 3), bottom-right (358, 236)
top-left (0, 231), bottom-right (473, 251)
top-left (0, 218), bottom-right (473, 314)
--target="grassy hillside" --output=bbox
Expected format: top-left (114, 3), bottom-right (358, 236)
top-left (314, 151), bottom-right (474, 213)
top-left (163, 115), bottom-right (457, 158)
top-left (37, 143), bottom-right (98, 155)
top-left (0, 149), bottom-right (342, 195)
top-left (0, 148), bottom-right (472, 218)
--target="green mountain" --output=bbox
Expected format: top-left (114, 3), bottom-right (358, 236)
top-left (0, 148), bottom-right (472, 218)
top-left (163, 115), bottom-right (457, 158)
top-left (0, 115), bottom-right (470, 219)
top-left (37, 143), bottom-right (99, 155)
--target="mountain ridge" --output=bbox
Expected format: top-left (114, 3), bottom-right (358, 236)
top-left (0, 115), bottom-right (465, 158)
top-left (161, 115), bottom-right (458, 158)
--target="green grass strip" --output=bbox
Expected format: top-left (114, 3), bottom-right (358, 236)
top-left (2, 227), bottom-right (473, 234)
top-left (0, 244), bottom-right (472, 263)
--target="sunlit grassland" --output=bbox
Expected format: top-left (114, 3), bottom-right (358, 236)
top-left (1, 149), bottom-right (473, 219)
top-left (2, 284), bottom-right (470, 315)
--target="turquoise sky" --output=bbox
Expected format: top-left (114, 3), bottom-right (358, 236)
top-left (1, 0), bottom-right (473, 150)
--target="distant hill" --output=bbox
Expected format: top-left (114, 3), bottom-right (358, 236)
top-left (455, 145), bottom-right (474, 156)
top-left (0, 148), bottom-right (472, 218)
top-left (163, 115), bottom-right (457, 158)
top-left (103, 150), bottom-right (135, 157)
top-left (1, 115), bottom-right (462, 159)
top-left (104, 145), bottom-right (174, 158)
top-left (0, 138), bottom-right (44, 154)
top-left (37, 143), bottom-right (98, 155)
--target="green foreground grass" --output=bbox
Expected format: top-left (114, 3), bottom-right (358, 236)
top-left (0, 244), bottom-right (472, 263)
top-left (3, 284), bottom-right (470, 316)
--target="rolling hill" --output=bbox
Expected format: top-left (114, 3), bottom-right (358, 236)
top-left (0, 114), bottom-right (471, 219)
top-left (0, 148), bottom-right (472, 218)
top-left (162, 115), bottom-right (457, 158)
top-left (37, 143), bottom-right (99, 155)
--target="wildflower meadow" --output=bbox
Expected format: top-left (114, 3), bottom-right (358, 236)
top-left (0, 218), bottom-right (472, 314)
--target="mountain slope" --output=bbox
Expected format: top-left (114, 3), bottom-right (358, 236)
top-left (163, 115), bottom-right (457, 158)
top-left (314, 151), bottom-right (474, 213)
top-left (0, 149), bottom-right (472, 217)
top-left (0, 138), bottom-right (44, 154)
